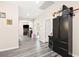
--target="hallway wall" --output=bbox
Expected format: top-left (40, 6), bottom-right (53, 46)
top-left (34, 1), bottom-right (79, 56)
top-left (0, 3), bottom-right (19, 51)
top-left (34, 13), bottom-right (52, 42)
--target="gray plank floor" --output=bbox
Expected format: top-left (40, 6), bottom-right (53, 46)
top-left (0, 36), bottom-right (62, 57)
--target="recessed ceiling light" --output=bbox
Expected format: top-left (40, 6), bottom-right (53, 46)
top-left (27, 13), bottom-right (30, 17)
top-left (36, 1), bottom-right (40, 4)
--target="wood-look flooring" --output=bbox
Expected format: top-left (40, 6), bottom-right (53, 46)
top-left (0, 36), bottom-right (62, 57)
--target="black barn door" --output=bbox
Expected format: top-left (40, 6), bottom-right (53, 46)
top-left (53, 5), bottom-right (73, 57)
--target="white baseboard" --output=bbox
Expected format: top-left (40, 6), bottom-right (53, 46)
top-left (73, 54), bottom-right (79, 57)
top-left (39, 39), bottom-right (44, 42)
top-left (0, 46), bottom-right (19, 52)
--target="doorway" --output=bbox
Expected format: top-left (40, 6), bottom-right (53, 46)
top-left (23, 25), bottom-right (29, 36)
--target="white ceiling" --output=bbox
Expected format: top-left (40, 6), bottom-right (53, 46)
top-left (0, 1), bottom-right (54, 19)
top-left (18, 1), bottom-right (44, 19)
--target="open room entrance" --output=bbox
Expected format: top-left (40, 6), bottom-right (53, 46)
top-left (23, 25), bottom-right (29, 36)
top-left (19, 19), bottom-right (34, 43)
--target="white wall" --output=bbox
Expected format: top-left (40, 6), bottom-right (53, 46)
top-left (73, 10), bottom-right (79, 56)
top-left (34, 1), bottom-right (79, 56)
top-left (45, 19), bottom-right (52, 42)
top-left (0, 4), bottom-right (19, 51)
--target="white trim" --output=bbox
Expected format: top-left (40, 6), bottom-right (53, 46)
top-left (40, 40), bottom-right (46, 43)
top-left (73, 53), bottom-right (79, 57)
top-left (0, 46), bottom-right (19, 52)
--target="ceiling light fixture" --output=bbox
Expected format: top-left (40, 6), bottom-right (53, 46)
top-left (27, 13), bottom-right (30, 17)
top-left (36, 1), bottom-right (40, 4)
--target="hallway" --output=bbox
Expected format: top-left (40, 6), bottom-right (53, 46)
top-left (0, 1), bottom-right (79, 57)
top-left (0, 36), bottom-right (61, 57)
